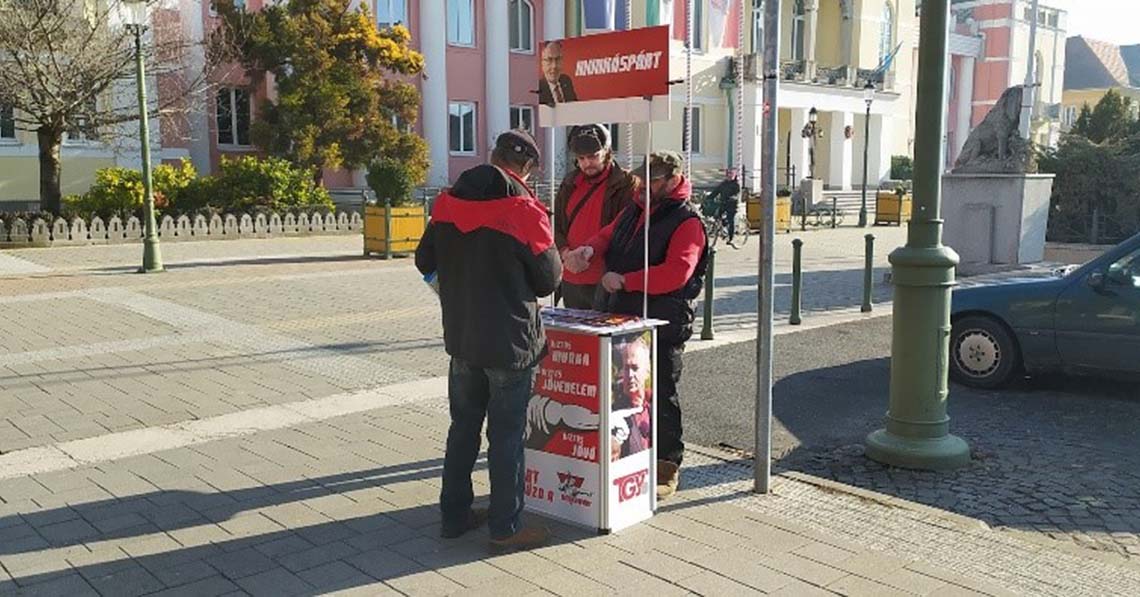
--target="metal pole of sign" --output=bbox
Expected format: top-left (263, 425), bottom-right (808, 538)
top-left (625, 0), bottom-right (635, 170)
top-left (685, 0), bottom-right (693, 183)
top-left (549, 125), bottom-right (558, 307)
top-left (643, 116), bottom-right (652, 320)
top-left (755, 0), bottom-right (781, 494)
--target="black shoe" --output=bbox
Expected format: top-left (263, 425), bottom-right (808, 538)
top-left (440, 507), bottom-right (488, 539)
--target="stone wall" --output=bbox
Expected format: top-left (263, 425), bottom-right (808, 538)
top-left (0, 210), bottom-right (364, 249)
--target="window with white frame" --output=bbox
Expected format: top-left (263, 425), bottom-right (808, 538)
top-left (682, 106), bottom-right (702, 154)
top-left (0, 105), bottom-right (15, 140)
top-left (447, 0), bottom-right (475, 46)
top-left (216, 88), bottom-right (252, 146)
top-left (509, 105), bottom-right (534, 134)
top-left (209, 0), bottom-right (245, 17)
top-left (65, 99), bottom-right (98, 144)
top-left (376, 0), bottom-right (407, 28)
top-left (509, 0), bottom-right (533, 52)
top-left (792, 0), bottom-right (805, 61)
top-left (880, 2), bottom-right (895, 66)
top-left (692, 0), bottom-right (705, 52)
top-left (449, 101), bottom-right (476, 154)
top-left (750, 0), bottom-right (763, 54)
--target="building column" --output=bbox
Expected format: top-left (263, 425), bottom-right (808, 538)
top-left (788, 108), bottom-right (812, 183)
top-left (485, 0), bottom-right (510, 150)
top-left (867, 113), bottom-right (893, 184)
top-left (544, 0), bottom-right (567, 178)
top-left (803, 0), bottom-right (819, 80)
top-left (421, 0), bottom-right (449, 187)
top-left (828, 111), bottom-right (854, 190)
top-left (742, 83), bottom-right (763, 193)
top-left (953, 55), bottom-right (975, 165)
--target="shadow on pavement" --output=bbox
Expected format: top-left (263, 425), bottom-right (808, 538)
top-left (0, 457), bottom-right (745, 594)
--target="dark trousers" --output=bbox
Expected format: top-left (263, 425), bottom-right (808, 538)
top-left (559, 281), bottom-right (599, 310)
top-left (440, 357), bottom-right (537, 539)
top-left (657, 342), bottom-right (685, 466)
top-left (723, 203), bottom-right (738, 240)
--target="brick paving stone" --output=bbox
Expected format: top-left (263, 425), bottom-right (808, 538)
top-left (2, 572), bottom-right (99, 597)
top-left (234, 566), bottom-right (314, 596)
top-left (344, 547), bottom-right (424, 580)
top-left (449, 573), bottom-right (542, 596)
top-left (277, 540), bottom-right (359, 573)
top-left (619, 549), bottom-right (706, 584)
top-left (204, 546), bottom-right (278, 580)
top-left (676, 570), bottom-right (767, 596)
top-left (759, 552), bottom-right (849, 587)
top-left (144, 558), bottom-right (220, 589)
top-left (147, 575), bottom-right (243, 597)
top-left (690, 546), bottom-right (798, 593)
top-left (81, 562), bottom-right (166, 597)
top-left (827, 574), bottom-right (913, 597)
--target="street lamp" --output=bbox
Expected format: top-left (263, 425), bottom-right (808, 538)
top-left (859, 81), bottom-right (875, 227)
top-left (119, 0), bottom-right (163, 273)
top-left (807, 107), bottom-right (819, 179)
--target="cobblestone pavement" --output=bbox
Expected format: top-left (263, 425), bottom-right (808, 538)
top-left (682, 315), bottom-right (1140, 562)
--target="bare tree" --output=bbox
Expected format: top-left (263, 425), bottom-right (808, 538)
top-left (0, 0), bottom-right (222, 214)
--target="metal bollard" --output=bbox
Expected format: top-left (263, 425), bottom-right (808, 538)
top-left (383, 196), bottom-right (393, 260)
top-left (862, 234), bottom-right (875, 312)
top-left (790, 239), bottom-right (803, 325)
top-left (831, 197), bottom-right (838, 229)
top-left (700, 247), bottom-right (717, 340)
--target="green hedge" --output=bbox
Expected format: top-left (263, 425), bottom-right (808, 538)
top-left (64, 156), bottom-right (333, 219)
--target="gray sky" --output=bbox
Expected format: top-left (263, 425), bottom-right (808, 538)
top-left (1052, 0), bottom-right (1139, 45)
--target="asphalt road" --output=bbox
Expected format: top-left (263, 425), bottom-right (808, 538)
top-left (680, 315), bottom-right (1140, 558)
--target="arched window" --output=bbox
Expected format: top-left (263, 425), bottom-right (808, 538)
top-left (792, 0), bottom-right (805, 61)
top-left (509, 0), bottom-right (534, 53)
top-left (880, 2), bottom-right (895, 66)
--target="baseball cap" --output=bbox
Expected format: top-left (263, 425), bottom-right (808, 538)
top-left (639, 150), bottom-right (684, 180)
top-left (568, 124), bottom-right (611, 156)
top-left (495, 129), bottom-right (541, 161)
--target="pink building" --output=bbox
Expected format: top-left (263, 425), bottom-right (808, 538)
top-left (163, 0), bottom-right (560, 191)
top-left (944, 0), bottom-right (1067, 169)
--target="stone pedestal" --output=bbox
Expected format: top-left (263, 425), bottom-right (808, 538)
top-left (942, 173), bottom-right (1054, 266)
top-left (801, 178), bottom-right (824, 208)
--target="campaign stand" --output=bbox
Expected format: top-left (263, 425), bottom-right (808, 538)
top-left (523, 308), bottom-right (666, 533)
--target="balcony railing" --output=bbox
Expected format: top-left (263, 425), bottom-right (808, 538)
top-left (779, 61), bottom-right (895, 92)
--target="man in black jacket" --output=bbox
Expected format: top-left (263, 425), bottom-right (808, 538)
top-left (415, 129), bottom-right (562, 552)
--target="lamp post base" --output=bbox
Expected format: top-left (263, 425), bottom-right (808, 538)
top-left (858, 208), bottom-right (868, 228)
top-left (140, 238), bottom-right (164, 274)
top-left (864, 428), bottom-right (970, 471)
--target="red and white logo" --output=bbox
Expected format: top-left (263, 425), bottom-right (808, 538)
top-left (613, 469), bottom-right (649, 503)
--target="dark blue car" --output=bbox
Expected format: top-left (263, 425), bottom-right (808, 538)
top-left (950, 233), bottom-right (1140, 388)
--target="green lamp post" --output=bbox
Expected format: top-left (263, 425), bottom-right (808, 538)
top-left (864, 0), bottom-right (970, 470)
top-left (121, 0), bottom-right (164, 273)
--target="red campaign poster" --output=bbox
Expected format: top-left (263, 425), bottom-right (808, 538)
top-left (537, 26), bottom-right (670, 107)
top-left (525, 330), bottom-right (601, 463)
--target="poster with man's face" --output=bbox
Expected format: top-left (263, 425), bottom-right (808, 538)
top-left (610, 331), bottom-right (653, 462)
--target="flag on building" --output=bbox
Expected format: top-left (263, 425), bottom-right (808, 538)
top-left (708, 0), bottom-right (731, 48)
top-left (646, 0), bottom-right (674, 37)
top-left (583, 0), bottom-right (629, 34)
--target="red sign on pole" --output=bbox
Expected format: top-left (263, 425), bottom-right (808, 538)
top-left (538, 26), bottom-right (670, 107)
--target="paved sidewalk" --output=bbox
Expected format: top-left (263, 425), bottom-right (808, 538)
top-left (7, 231), bottom-right (1135, 595)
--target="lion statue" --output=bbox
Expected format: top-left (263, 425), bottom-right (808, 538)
top-left (952, 85), bottom-right (1036, 174)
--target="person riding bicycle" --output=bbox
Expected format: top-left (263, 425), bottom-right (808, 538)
top-left (704, 170), bottom-right (741, 244)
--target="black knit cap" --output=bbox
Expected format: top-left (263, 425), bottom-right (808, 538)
top-left (567, 124), bottom-right (611, 156)
top-left (495, 129), bottom-right (541, 161)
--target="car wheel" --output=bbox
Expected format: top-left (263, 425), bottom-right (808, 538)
top-left (950, 315), bottom-right (1020, 389)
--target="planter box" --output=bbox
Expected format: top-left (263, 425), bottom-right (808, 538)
top-left (745, 197), bottom-right (793, 233)
top-left (363, 204), bottom-right (427, 258)
top-left (874, 192), bottom-right (912, 226)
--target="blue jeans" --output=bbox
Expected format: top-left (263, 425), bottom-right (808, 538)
top-left (440, 357), bottom-right (536, 539)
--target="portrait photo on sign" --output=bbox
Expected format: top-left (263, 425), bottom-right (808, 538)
top-left (610, 331), bottom-right (653, 462)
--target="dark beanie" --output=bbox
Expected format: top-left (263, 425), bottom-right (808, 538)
top-left (568, 124), bottom-right (611, 155)
top-left (495, 129), bottom-right (540, 161)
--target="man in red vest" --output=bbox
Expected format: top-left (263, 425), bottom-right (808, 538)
top-left (553, 124), bottom-right (635, 309)
top-left (416, 130), bottom-right (561, 552)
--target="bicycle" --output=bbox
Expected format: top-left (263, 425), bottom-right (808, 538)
top-left (702, 205), bottom-right (751, 249)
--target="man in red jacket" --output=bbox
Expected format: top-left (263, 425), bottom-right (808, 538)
top-left (416, 129), bottom-right (561, 551)
top-left (553, 124), bottom-right (635, 309)
top-left (563, 151), bottom-right (708, 499)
